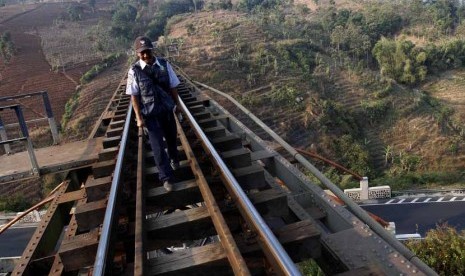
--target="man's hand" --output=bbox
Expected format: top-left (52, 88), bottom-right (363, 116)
top-left (131, 95), bottom-right (145, 128)
top-left (173, 105), bottom-right (183, 122)
top-left (137, 118), bottom-right (145, 128)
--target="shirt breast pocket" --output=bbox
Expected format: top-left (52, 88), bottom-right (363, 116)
top-left (139, 77), bottom-right (153, 94)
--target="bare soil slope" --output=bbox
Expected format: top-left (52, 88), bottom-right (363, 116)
top-left (0, 2), bottom-right (125, 199)
top-left (0, 2), bottom-right (122, 143)
top-left (0, 3), bottom-right (80, 127)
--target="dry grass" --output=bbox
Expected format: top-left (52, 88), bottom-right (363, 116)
top-left (165, 10), bottom-right (267, 93)
top-left (293, 0), bottom-right (365, 12)
top-left (373, 71), bottom-right (465, 173)
top-left (38, 19), bottom-right (122, 69)
top-left (163, 5), bottom-right (465, 181)
top-left (61, 61), bottom-right (127, 142)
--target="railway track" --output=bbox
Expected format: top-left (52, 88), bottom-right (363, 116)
top-left (10, 70), bottom-right (436, 275)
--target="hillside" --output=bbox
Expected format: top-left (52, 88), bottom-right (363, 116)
top-left (0, 0), bottom-right (126, 201)
top-left (164, 1), bottom-right (465, 189)
top-left (0, 0), bottom-right (463, 199)
top-left (0, 1), bottom-right (125, 148)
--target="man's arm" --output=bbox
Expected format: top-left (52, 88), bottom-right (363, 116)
top-left (131, 95), bottom-right (144, 128)
top-left (170, 88), bottom-right (181, 113)
top-left (126, 67), bottom-right (144, 127)
top-left (165, 61), bottom-right (181, 113)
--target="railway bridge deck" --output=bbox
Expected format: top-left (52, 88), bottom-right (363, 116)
top-left (0, 70), bottom-right (436, 275)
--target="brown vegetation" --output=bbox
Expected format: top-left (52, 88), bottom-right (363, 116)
top-left (165, 6), bottom-right (464, 187)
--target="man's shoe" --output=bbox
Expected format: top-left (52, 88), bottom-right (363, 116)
top-left (170, 160), bottom-right (179, 171)
top-left (163, 180), bottom-right (173, 192)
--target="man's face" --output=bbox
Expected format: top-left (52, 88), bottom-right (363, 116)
top-left (137, 49), bottom-right (154, 64)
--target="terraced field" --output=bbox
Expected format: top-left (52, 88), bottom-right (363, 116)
top-left (0, 2), bottom-right (118, 137)
top-left (0, 1), bottom-right (124, 199)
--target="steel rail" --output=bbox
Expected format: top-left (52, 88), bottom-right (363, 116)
top-left (175, 113), bottom-right (251, 276)
top-left (179, 99), bottom-right (302, 276)
top-left (134, 126), bottom-right (146, 275)
top-left (193, 81), bottom-right (437, 276)
top-left (93, 101), bottom-right (133, 276)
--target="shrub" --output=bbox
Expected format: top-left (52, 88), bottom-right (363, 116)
top-left (315, 100), bottom-right (358, 136)
top-left (239, 93), bottom-right (262, 107)
top-left (373, 171), bottom-right (464, 190)
top-left (67, 4), bottom-right (84, 21)
top-left (0, 31), bottom-right (16, 63)
top-left (299, 258), bottom-right (325, 276)
top-left (80, 53), bottom-right (121, 84)
top-left (268, 85), bottom-right (303, 108)
top-left (406, 224), bottom-right (465, 276)
top-left (389, 150), bottom-right (421, 175)
top-left (61, 89), bottom-right (80, 129)
top-left (360, 99), bottom-right (390, 125)
top-left (332, 135), bottom-right (371, 177)
top-left (372, 38), bottom-right (427, 85)
top-left (373, 83), bottom-right (393, 98)
top-left (0, 195), bottom-right (31, 212)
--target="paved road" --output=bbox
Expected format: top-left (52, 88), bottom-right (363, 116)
top-left (0, 226), bottom-right (36, 257)
top-left (361, 196), bottom-right (465, 236)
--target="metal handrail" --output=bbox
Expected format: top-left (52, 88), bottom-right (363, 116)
top-left (0, 91), bottom-right (59, 144)
top-left (93, 101), bottom-right (133, 276)
top-left (179, 99), bottom-right (302, 275)
top-left (0, 104), bottom-right (39, 174)
top-left (193, 81), bottom-right (437, 276)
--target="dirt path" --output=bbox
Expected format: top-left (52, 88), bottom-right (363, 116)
top-left (0, 3), bottom-right (44, 24)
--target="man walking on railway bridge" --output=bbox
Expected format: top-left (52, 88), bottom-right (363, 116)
top-left (126, 36), bottom-right (181, 192)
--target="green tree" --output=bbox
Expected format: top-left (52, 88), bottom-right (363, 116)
top-left (429, 0), bottom-right (459, 33)
top-left (87, 21), bottom-right (113, 53)
top-left (406, 224), bottom-right (465, 276)
top-left (111, 2), bottom-right (138, 39)
top-left (332, 135), bottom-right (371, 177)
top-left (363, 4), bottom-right (402, 41)
top-left (330, 25), bottom-right (345, 51)
top-left (146, 0), bottom-right (195, 39)
top-left (372, 38), bottom-right (427, 85)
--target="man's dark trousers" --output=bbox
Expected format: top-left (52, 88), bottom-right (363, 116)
top-left (144, 110), bottom-right (178, 182)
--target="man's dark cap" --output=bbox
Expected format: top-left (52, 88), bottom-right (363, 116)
top-left (134, 36), bottom-right (153, 53)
